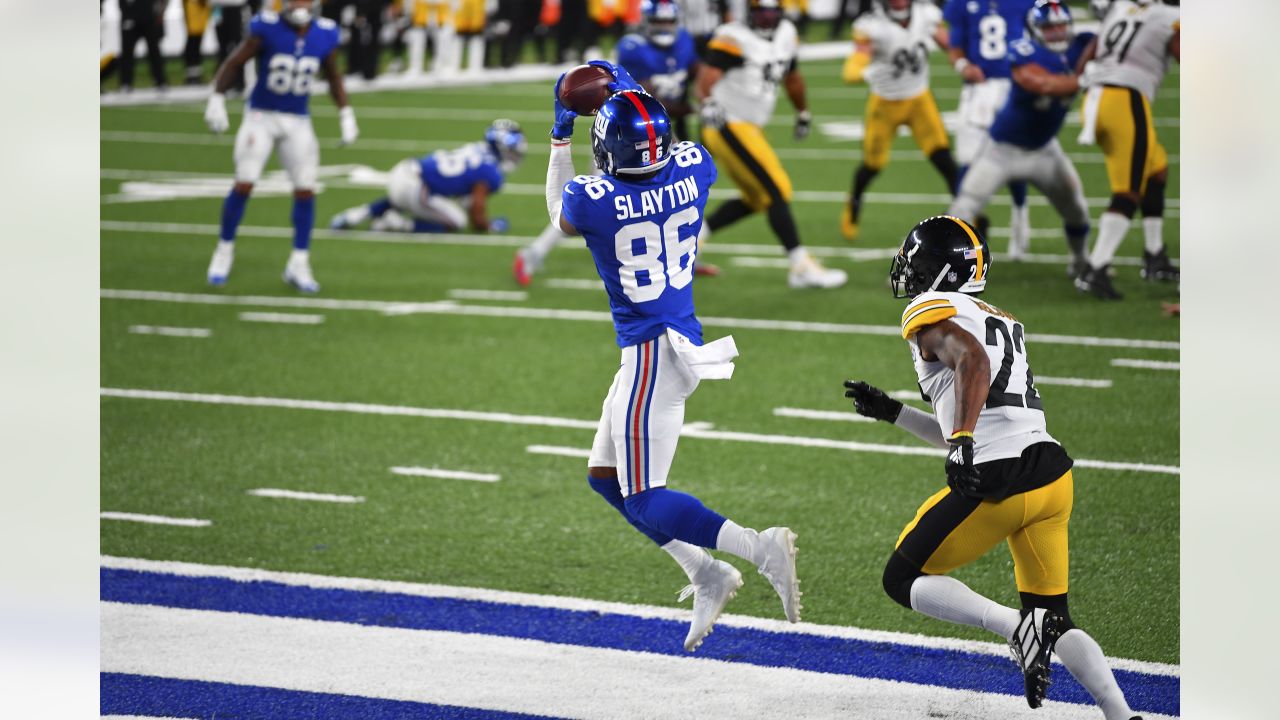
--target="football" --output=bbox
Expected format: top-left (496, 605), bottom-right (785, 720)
top-left (558, 64), bottom-right (615, 116)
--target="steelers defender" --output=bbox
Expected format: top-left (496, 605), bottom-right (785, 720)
top-left (841, 0), bottom-right (958, 242)
top-left (695, 0), bottom-right (848, 289)
top-left (1074, 0), bottom-right (1179, 300)
top-left (844, 216), bottom-right (1143, 719)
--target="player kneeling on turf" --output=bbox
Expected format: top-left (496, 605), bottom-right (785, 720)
top-left (843, 215), bottom-right (1143, 719)
top-left (331, 119), bottom-right (526, 234)
top-left (547, 61), bottom-right (802, 652)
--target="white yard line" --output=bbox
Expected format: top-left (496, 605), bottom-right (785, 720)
top-left (1034, 376), bottom-right (1114, 389)
top-left (246, 488), bottom-right (364, 504)
top-left (389, 466), bottom-right (501, 483)
top-left (544, 278), bottom-right (603, 290)
top-left (98, 555), bottom-right (1180, 678)
top-left (98, 219), bottom-right (1158, 267)
top-left (238, 312), bottom-right (325, 325)
top-left (526, 444), bottom-right (592, 459)
top-left (447, 289), bottom-right (528, 302)
top-left (773, 407), bottom-right (875, 423)
top-left (100, 288), bottom-right (1181, 351)
top-left (1111, 358), bottom-right (1180, 371)
top-left (100, 512), bottom-right (211, 528)
top-left (128, 325), bottom-right (211, 338)
top-left (99, 388), bottom-right (1180, 476)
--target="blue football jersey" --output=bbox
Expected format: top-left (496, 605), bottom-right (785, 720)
top-left (247, 13), bottom-right (341, 116)
top-left (419, 143), bottom-right (505, 197)
top-left (616, 31), bottom-right (699, 106)
top-left (989, 33), bottom-right (1093, 149)
top-left (944, 0), bottom-right (1034, 80)
top-left (560, 142), bottom-right (717, 348)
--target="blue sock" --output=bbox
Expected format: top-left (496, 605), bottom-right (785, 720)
top-left (220, 188), bottom-right (250, 242)
top-left (1008, 181), bottom-right (1029, 208)
top-left (623, 487), bottom-right (727, 549)
top-left (412, 219), bottom-right (449, 233)
top-left (956, 165), bottom-right (969, 189)
top-left (292, 196), bottom-right (315, 250)
top-left (588, 476), bottom-right (672, 546)
top-left (368, 197), bottom-right (392, 218)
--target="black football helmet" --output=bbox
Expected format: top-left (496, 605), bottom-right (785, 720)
top-left (890, 215), bottom-right (991, 299)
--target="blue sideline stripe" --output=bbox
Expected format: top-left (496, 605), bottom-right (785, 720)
top-left (102, 567), bottom-right (1179, 716)
top-left (101, 672), bottom-right (558, 720)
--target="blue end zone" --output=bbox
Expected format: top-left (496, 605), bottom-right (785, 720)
top-left (101, 673), bottom-right (559, 720)
top-left (102, 567), bottom-right (1179, 716)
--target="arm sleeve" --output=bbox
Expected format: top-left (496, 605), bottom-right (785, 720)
top-left (546, 142), bottom-right (577, 227)
top-left (482, 163), bottom-right (504, 193)
top-left (894, 404), bottom-right (949, 449)
top-left (704, 33), bottom-right (745, 70)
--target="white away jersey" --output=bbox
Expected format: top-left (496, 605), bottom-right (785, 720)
top-left (901, 291), bottom-right (1058, 463)
top-left (854, 3), bottom-right (943, 101)
top-left (1089, 1), bottom-right (1179, 101)
top-left (706, 20), bottom-right (800, 126)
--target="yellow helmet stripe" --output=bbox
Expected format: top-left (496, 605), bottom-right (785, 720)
top-left (947, 216), bottom-right (984, 281)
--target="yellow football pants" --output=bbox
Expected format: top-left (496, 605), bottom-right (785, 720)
top-left (895, 471), bottom-right (1074, 596)
top-left (701, 121), bottom-right (793, 211)
top-left (1092, 85), bottom-right (1169, 196)
top-left (184, 0), bottom-right (212, 36)
top-left (863, 90), bottom-right (950, 171)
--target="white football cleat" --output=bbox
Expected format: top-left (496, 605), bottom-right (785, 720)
top-left (207, 241), bottom-right (235, 286)
top-left (756, 527), bottom-right (802, 622)
top-left (283, 254), bottom-right (320, 293)
top-left (678, 559), bottom-right (743, 652)
top-left (1008, 204), bottom-right (1031, 261)
top-left (788, 257), bottom-right (847, 290)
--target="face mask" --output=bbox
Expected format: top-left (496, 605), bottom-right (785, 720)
top-left (285, 6), bottom-right (313, 27)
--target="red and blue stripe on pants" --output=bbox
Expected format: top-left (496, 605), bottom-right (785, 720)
top-left (624, 338), bottom-right (660, 496)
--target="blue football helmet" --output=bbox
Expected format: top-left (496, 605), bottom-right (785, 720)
top-left (642, 0), bottom-right (681, 49)
top-left (1026, 0), bottom-right (1074, 53)
top-left (485, 118), bottom-right (527, 173)
top-left (591, 91), bottom-right (673, 177)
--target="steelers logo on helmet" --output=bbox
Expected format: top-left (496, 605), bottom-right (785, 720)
top-left (889, 215), bottom-right (991, 299)
top-left (642, 0), bottom-right (681, 49)
top-left (485, 119), bottom-right (527, 174)
top-left (748, 0), bottom-right (784, 38)
top-left (1026, 0), bottom-right (1074, 53)
top-left (591, 91), bottom-right (674, 177)
top-left (878, 0), bottom-right (912, 23)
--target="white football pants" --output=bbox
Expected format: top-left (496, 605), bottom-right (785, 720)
top-left (949, 138), bottom-right (1090, 228)
top-left (233, 109), bottom-right (319, 189)
top-left (955, 79), bottom-right (1012, 166)
top-left (386, 158), bottom-right (468, 230)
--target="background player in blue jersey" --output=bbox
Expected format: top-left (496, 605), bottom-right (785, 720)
top-left (948, 0), bottom-right (1094, 280)
top-left (545, 64), bottom-right (801, 653)
top-left (618, 1), bottom-right (701, 141)
top-left (944, 0), bottom-right (1034, 257)
top-left (202, 0), bottom-right (359, 293)
top-left (329, 120), bottom-right (527, 234)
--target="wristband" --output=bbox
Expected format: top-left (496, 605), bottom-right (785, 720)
top-left (953, 57), bottom-right (971, 74)
top-left (949, 430), bottom-right (974, 440)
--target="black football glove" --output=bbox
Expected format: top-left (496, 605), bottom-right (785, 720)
top-left (843, 380), bottom-right (903, 422)
top-left (945, 432), bottom-right (999, 499)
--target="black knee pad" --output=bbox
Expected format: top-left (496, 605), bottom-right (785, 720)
top-left (1019, 591), bottom-right (1076, 631)
top-left (1107, 194), bottom-right (1139, 218)
top-left (882, 551), bottom-right (924, 609)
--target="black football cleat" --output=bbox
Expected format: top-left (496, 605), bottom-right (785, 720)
top-left (1075, 265), bottom-right (1124, 300)
top-left (1141, 248), bottom-right (1180, 282)
top-left (1009, 607), bottom-right (1065, 709)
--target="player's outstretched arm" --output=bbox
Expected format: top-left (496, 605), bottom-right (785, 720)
top-left (468, 183), bottom-right (492, 232)
top-left (205, 35), bottom-right (261, 134)
top-left (843, 380), bottom-right (947, 449)
top-left (784, 68), bottom-right (811, 140)
top-left (1012, 62), bottom-right (1079, 98)
top-left (842, 38), bottom-right (873, 84)
top-left (323, 52), bottom-right (358, 145)
top-left (546, 73), bottom-right (580, 236)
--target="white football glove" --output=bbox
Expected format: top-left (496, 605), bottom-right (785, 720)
top-left (204, 92), bottom-right (229, 134)
top-left (339, 105), bottom-right (359, 146)
top-left (699, 100), bottom-right (726, 130)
